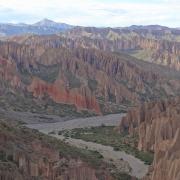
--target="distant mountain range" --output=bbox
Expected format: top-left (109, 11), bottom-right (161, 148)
top-left (0, 19), bottom-right (73, 36)
top-left (1, 19), bottom-right (180, 37)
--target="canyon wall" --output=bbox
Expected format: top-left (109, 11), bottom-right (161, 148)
top-left (28, 77), bottom-right (101, 114)
top-left (62, 27), bottom-right (180, 71)
top-left (1, 37), bottom-right (180, 115)
top-left (6, 26), bottom-right (180, 70)
top-left (118, 98), bottom-right (180, 180)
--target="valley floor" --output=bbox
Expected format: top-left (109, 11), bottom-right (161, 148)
top-left (26, 113), bottom-right (149, 179)
top-left (26, 113), bottom-right (125, 133)
top-left (53, 134), bottom-right (149, 179)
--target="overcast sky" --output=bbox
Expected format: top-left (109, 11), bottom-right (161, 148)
top-left (0, 0), bottom-right (179, 27)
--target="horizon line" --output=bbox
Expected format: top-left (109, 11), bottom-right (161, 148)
top-left (0, 18), bottom-right (179, 29)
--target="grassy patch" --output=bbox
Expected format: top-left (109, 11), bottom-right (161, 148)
top-left (112, 172), bottom-right (135, 180)
top-left (27, 128), bottom-right (106, 169)
top-left (59, 126), bottom-right (154, 165)
top-left (0, 151), bottom-right (6, 162)
top-left (57, 142), bottom-right (104, 168)
top-left (0, 90), bottom-right (96, 118)
top-left (65, 70), bottom-right (81, 89)
top-left (0, 121), bottom-right (105, 172)
top-left (31, 63), bottom-right (60, 83)
top-left (17, 65), bottom-right (32, 85)
top-left (0, 120), bottom-right (137, 179)
top-left (127, 49), bottom-right (155, 62)
top-left (108, 92), bottom-right (116, 103)
top-left (88, 79), bottom-right (98, 91)
top-left (97, 96), bottom-right (128, 115)
top-left (17, 63), bottom-right (60, 84)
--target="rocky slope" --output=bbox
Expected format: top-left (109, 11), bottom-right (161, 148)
top-left (3, 24), bottom-right (180, 70)
top-left (118, 97), bottom-right (180, 180)
top-left (0, 117), bottom-right (113, 180)
top-left (61, 27), bottom-right (180, 70)
top-left (1, 36), bottom-right (180, 115)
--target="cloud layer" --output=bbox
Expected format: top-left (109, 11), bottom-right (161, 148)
top-left (0, 0), bottom-right (179, 27)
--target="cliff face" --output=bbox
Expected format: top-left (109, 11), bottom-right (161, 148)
top-left (118, 98), bottom-right (180, 180)
top-left (0, 55), bottom-right (22, 88)
top-left (1, 37), bottom-right (180, 115)
top-left (60, 27), bottom-right (180, 71)
top-left (6, 26), bottom-right (180, 70)
top-left (0, 120), bottom-right (112, 180)
top-left (0, 42), bottom-right (102, 114)
top-left (28, 77), bottom-right (101, 114)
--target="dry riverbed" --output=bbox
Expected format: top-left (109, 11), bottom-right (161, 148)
top-left (27, 113), bottom-right (125, 133)
top-left (26, 113), bottom-right (149, 179)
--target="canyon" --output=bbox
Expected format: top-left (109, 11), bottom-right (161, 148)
top-left (118, 98), bottom-right (180, 180)
top-left (63, 26), bottom-right (180, 70)
top-left (26, 113), bottom-right (149, 179)
top-left (1, 36), bottom-right (180, 116)
top-left (0, 22), bottom-right (180, 180)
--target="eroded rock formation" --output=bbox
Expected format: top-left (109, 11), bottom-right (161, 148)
top-left (0, 36), bottom-right (180, 115)
top-left (118, 98), bottom-right (180, 180)
top-left (28, 77), bottom-right (101, 114)
top-left (0, 120), bottom-right (112, 180)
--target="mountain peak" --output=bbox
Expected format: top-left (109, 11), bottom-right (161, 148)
top-left (33, 18), bottom-right (57, 26)
top-left (32, 19), bottom-right (72, 29)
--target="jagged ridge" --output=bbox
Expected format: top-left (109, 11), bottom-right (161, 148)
top-left (118, 98), bottom-right (180, 180)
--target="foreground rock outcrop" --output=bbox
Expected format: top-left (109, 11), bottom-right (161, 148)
top-left (118, 97), bottom-right (180, 180)
top-left (0, 119), bottom-right (113, 180)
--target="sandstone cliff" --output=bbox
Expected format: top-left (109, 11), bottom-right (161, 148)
top-left (1, 37), bottom-right (180, 115)
top-left (28, 77), bottom-right (101, 114)
top-left (118, 98), bottom-right (180, 180)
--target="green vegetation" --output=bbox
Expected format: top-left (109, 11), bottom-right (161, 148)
top-left (99, 102), bottom-right (127, 115)
top-left (0, 121), bottom-right (105, 171)
top-left (17, 66), bottom-right (32, 85)
top-left (65, 70), bottom-right (81, 89)
top-left (108, 92), bottom-right (116, 103)
top-left (59, 126), bottom-right (154, 165)
top-left (97, 96), bottom-right (127, 115)
top-left (0, 90), bottom-right (96, 118)
top-left (0, 149), bottom-right (13, 163)
top-left (112, 172), bottom-right (136, 180)
top-left (0, 119), bottom-right (136, 179)
top-left (128, 49), bottom-right (155, 62)
top-left (57, 142), bottom-right (104, 168)
top-left (24, 127), bottom-right (106, 169)
top-left (137, 85), bottom-right (170, 102)
top-left (0, 150), bottom-right (6, 162)
top-left (17, 58), bottom-right (82, 88)
top-left (32, 63), bottom-right (60, 83)
top-left (40, 133), bottom-right (132, 178)
top-left (88, 79), bottom-right (98, 91)
top-left (17, 63), bottom-right (60, 84)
